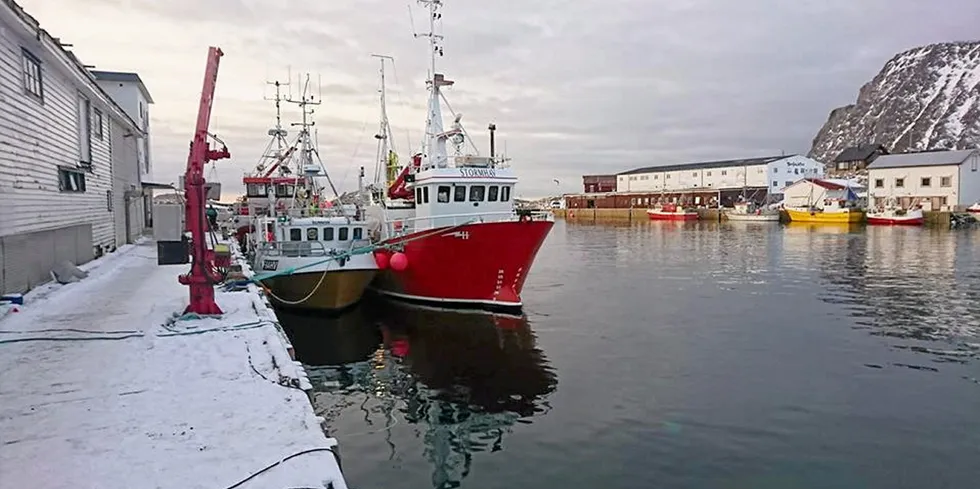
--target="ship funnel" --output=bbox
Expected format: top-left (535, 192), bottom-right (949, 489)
top-left (488, 123), bottom-right (496, 159)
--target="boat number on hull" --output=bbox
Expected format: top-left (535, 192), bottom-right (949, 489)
top-left (444, 231), bottom-right (470, 240)
top-left (459, 168), bottom-right (496, 178)
top-left (262, 259), bottom-right (278, 271)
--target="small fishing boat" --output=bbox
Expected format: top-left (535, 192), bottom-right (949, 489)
top-left (785, 205), bottom-right (865, 223)
top-left (245, 78), bottom-right (377, 311)
top-left (966, 202), bottom-right (980, 214)
top-left (784, 178), bottom-right (864, 223)
top-left (867, 199), bottom-right (924, 226)
top-left (647, 203), bottom-right (698, 221)
top-left (725, 201), bottom-right (780, 222)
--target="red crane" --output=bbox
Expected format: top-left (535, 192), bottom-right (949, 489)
top-left (178, 46), bottom-right (231, 315)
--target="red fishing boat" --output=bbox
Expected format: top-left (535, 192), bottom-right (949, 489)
top-left (867, 199), bottom-right (924, 226)
top-left (646, 203), bottom-right (699, 221)
top-left (365, 0), bottom-right (554, 312)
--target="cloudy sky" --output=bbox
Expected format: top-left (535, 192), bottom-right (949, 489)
top-left (19, 0), bottom-right (980, 198)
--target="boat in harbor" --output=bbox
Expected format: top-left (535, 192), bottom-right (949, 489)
top-left (867, 198), bottom-right (924, 226)
top-left (243, 78), bottom-right (377, 311)
top-left (364, 1), bottom-right (554, 312)
top-left (725, 200), bottom-right (780, 222)
top-left (784, 178), bottom-right (865, 223)
top-left (646, 203), bottom-right (699, 221)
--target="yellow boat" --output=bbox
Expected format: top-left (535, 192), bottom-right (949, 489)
top-left (785, 207), bottom-right (865, 223)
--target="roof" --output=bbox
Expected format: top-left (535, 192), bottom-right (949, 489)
top-left (867, 149), bottom-right (979, 169)
top-left (787, 178), bottom-right (865, 191)
top-left (618, 155), bottom-right (792, 175)
top-left (90, 70), bottom-right (154, 103)
top-left (834, 144), bottom-right (886, 163)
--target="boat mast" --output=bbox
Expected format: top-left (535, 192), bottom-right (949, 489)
top-left (372, 54), bottom-right (397, 188)
top-left (416, 0), bottom-right (449, 170)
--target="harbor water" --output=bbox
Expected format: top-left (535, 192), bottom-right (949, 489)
top-left (280, 220), bottom-right (980, 489)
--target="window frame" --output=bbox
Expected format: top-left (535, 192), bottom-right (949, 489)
top-left (487, 185), bottom-right (499, 202)
top-left (338, 227), bottom-right (349, 241)
top-left (920, 177), bottom-right (931, 187)
top-left (58, 168), bottom-right (86, 192)
top-left (322, 227), bottom-right (334, 241)
top-left (21, 48), bottom-right (43, 102)
top-left (501, 185), bottom-right (511, 202)
top-left (469, 185), bottom-right (486, 202)
top-left (453, 185), bottom-right (466, 202)
top-left (895, 178), bottom-right (904, 188)
top-left (437, 185), bottom-right (451, 203)
top-left (93, 108), bottom-right (104, 140)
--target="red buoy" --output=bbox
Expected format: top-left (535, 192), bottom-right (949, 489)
top-left (374, 251), bottom-right (390, 270)
top-left (390, 252), bottom-right (408, 271)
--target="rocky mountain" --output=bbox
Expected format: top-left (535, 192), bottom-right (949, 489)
top-left (809, 41), bottom-right (980, 164)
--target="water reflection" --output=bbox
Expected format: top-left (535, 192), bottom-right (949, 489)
top-left (280, 298), bottom-right (558, 489)
top-left (780, 223), bottom-right (980, 367)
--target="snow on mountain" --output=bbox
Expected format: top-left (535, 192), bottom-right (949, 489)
top-left (809, 41), bottom-right (980, 165)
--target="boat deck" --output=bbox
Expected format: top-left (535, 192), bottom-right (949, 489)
top-left (0, 239), bottom-right (347, 489)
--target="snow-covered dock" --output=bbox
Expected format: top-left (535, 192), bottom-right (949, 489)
top-left (0, 239), bottom-right (348, 489)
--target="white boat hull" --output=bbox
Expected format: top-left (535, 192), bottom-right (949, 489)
top-left (725, 212), bottom-right (780, 222)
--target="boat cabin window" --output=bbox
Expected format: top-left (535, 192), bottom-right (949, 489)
top-left (469, 185), bottom-right (485, 202)
top-left (246, 183), bottom-right (269, 197)
top-left (275, 184), bottom-right (294, 198)
top-left (289, 228), bottom-right (302, 241)
top-left (353, 227), bottom-right (363, 240)
top-left (306, 228), bottom-right (318, 241)
top-left (437, 186), bottom-right (451, 203)
top-left (338, 227), bottom-right (349, 241)
top-left (453, 186), bottom-right (466, 202)
top-left (415, 188), bottom-right (422, 202)
top-left (422, 187), bottom-right (429, 203)
top-left (322, 227), bottom-right (334, 241)
top-left (501, 186), bottom-right (511, 202)
top-left (488, 185), bottom-right (499, 201)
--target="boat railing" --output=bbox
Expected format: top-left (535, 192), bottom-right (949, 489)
top-left (258, 239), bottom-right (370, 258)
top-left (383, 209), bottom-right (553, 237)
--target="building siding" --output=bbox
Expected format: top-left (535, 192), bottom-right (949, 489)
top-left (868, 165), bottom-right (961, 210)
top-left (0, 23), bottom-right (114, 250)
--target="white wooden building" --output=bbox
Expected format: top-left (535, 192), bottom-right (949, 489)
top-left (91, 70), bottom-right (154, 245)
top-left (866, 149), bottom-right (980, 211)
top-left (0, 0), bottom-right (143, 294)
top-left (616, 154), bottom-right (824, 194)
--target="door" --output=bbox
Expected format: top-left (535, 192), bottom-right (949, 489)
top-left (124, 196), bottom-right (132, 244)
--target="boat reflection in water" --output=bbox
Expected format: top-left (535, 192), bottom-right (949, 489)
top-left (277, 297), bottom-right (558, 489)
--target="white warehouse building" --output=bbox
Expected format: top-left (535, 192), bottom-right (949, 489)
top-left (867, 149), bottom-right (980, 211)
top-left (616, 154), bottom-right (825, 198)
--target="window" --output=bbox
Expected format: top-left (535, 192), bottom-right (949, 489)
top-left (275, 184), bottom-right (294, 197)
top-left (58, 168), bottom-right (86, 192)
top-left (874, 179), bottom-right (884, 188)
top-left (488, 185), bottom-right (499, 201)
top-left (106, 190), bottom-right (112, 211)
top-left (758, 168), bottom-right (764, 174)
top-left (653, 175), bottom-right (659, 180)
top-left (501, 186), bottom-right (511, 201)
top-left (629, 176), bottom-right (637, 181)
top-left (469, 185), bottom-right (485, 202)
top-left (785, 181), bottom-right (793, 187)
top-left (721, 170), bottom-right (728, 176)
top-left (422, 186), bottom-right (429, 204)
top-left (21, 49), bottom-right (43, 101)
top-left (666, 174), bottom-right (671, 179)
top-left (794, 168), bottom-right (799, 175)
top-left (692, 172), bottom-right (697, 177)
top-left (415, 188), bottom-right (422, 202)
top-left (920, 177), bottom-right (931, 187)
top-left (77, 94), bottom-right (92, 165)
top-left (289, 229), bottom-right (302, 241)
top-left (895, 178), bottom-right (904, 188)
top-left (247, 183), bottom-right (268, 197)
top-left (774, 168), bottom-right (778, 174)
top-left (453, 186), bottom-right (466, 202)
top-left (93, 109), bottom-right (103, 140)
top-left (836, 162), bottom-right (848, 170)
top-left (772, 181), bottom-right (778, 187)
top-left (437, 185), bottom-right (450, 203)
top-left (706, 171), bottom-right (712, 177)
top-left (322, 227), bottom-right (334, 241)
top-left (338, 227), bottom-right (349, 241)
top-left (941, 176), bottom-right (952, 187)
top-left (353, 228), bottom-right (363, 240)
top-left (640, 175), bottom-right (648, 180)
top-left (306, 228), bottom-right (318, 241)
